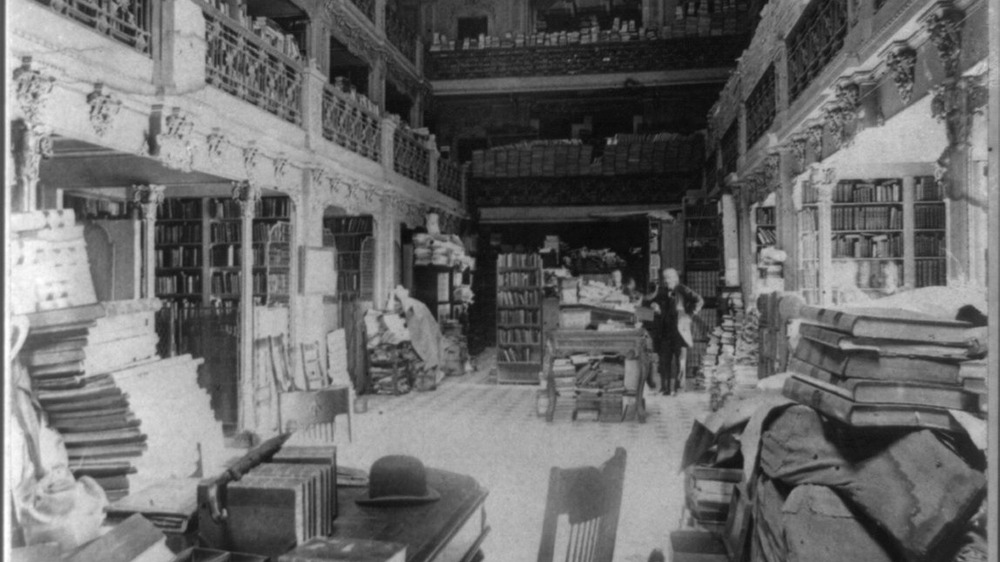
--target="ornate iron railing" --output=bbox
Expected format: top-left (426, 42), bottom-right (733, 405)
top-left (32, 0), bottom-right (152, 55)
top-left (393, 126), bottom-right (430, 185)
top-left (744, 64), bottom-right (777, 150)
top-left (786, 0), bottom-right (849, 103)
top-left (321, 83), bottom-right (382, 161)
top-left (348, 0), bottom-right (376, 22)
top-left (720, 121), bottom-right (739, 175)
top-left (203, 9), bottom-right (303, 125)
top-left (385, 3), bottom-right (417, 63)
top-left (427, 36), bottom-right (747, 80)
top-left (437, 159), bottom-right (464, 200)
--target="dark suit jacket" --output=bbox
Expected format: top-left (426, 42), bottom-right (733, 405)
top-left (645, 283), bottom-right (704, 347)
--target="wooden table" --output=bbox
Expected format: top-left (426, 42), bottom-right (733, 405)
top-left (334, 468), bottom-right (490, 562)
top-left (543, 328), bottom-right (653, 423)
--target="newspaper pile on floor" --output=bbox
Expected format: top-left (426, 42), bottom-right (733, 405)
top-left (673, 287), bottom-right (988, 562)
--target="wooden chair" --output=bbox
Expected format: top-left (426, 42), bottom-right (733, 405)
top-left (537, 447), bottom-right (627, 562)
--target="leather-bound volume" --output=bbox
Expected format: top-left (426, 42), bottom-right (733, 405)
top-left (278, 537), bottom-right (406, 562)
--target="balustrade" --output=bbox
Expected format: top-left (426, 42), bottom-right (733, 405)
top-left (427, 36), bottom-right (747, 80)
top-left (32, 0), bottom-right (151, 54)
top-left (744, 65), bottom-right (777, 150)
top-left (786, 0), bottom-right (849, 103)
top-left (203, 8), bottom-right (303, 125)
top-left (393, 126), bottom-right (430, 185)
top-left (321, 83), bottom-right (383, 162)
top-left (385, 3), bottom-right (417, 63)
top-left (437, 159), bottom-right (464, 201)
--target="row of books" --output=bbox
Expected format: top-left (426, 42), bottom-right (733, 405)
top-left (255, 272), bottom-right (290, 295)
top-left (685, 241), bottom-right (720, 262)
top-left (210, 271), bottom-right (241, 294)
top-left (685, 270), bottom-right (719, 299)
top-left (831, 205), bottom-right (902, 231)
top-left (328, 233), bottom-right (369, 252)
top-left (497, 290), bottom-right (540, 306)
top-left (686, 219), bottom-right (719, 239)
top-left (756, 226), bottom-right (777, 245)
top-left (832, 180), bottom-right (902, 203)
top-left (212, 221), bottom-right (283, 244)
top-left (831, 233), bottom-right (902, 259)
top-left (914, 232), bottom-right (946, 257)
top-left (915, 176), bottom-right (944, 201)
top-left (155, 224), bottom-right (202, 244)
top-left (497, 253), bottom-right (542, 268)
top-left (498, 309), bottom-right (541, 324)
top-left (156, 272), bottom-right (201, 295)
top-left (497, 271), bottom-right (541, 288)
top-left (915, 258), bottom-right (947, 287)
top-left (798, 207), bottom-right (819, 232)
top-left (157, 198), bottom-right (202, 220)
top-left (497, 346), bottom-right (538, 363)
top-left (914, 203), bottom-right (946, 229)
top-left (155, 246), bottom-right (201, 269)
top-left (754, 206), bottom-right (775, 225)
top-left (497, 328), bottom-right (542, 345)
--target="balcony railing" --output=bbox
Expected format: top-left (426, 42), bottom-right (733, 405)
top-left (745, 64), bottom-right (777, 150)
top-left (393, 126), bottom-right (430, 185)
top-left (203, 8), bottom-right (303, 125)
top-left (321, 83), bottom-right (382, 162)
top-left (32, 0), bottom-right (152, 55)
top-left (385, 3), bottom-right (417, 63)
top-left (437, 159), bottom-right (464, 201)
top-left (427, 36), bottom-right (747, 80)
top-left (787, 0), bottom-right (849, 103)
top-left (348, 0), bottom-right (376, 23)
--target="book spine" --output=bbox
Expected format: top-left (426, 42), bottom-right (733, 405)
top-left (797, 306), bottom-right (860, 334)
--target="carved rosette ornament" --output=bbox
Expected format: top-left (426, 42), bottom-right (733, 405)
top-left (155, 108), bottom-right (195, 172)
top-left (132, 184), bottom-right (166, 220)
top-left (922, 4), bottom-right (963, 77)
top-left (232, 180), bottom-right (261, 218)
top-left (86, 83), bottom-right (122, 138)
top-left (12, 58), bottom-right (55, 124)
top-left (884, 44), bottom-right (917, 106)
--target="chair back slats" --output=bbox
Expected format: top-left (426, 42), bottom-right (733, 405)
top-left (538, 448), bottom-right (628, 562)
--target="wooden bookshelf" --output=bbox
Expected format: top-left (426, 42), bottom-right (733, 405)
top-left (155, 196), bottom-right (292, 309)
top-left (913, 175), bottom-right (947, 287)
top-left (323, 215), bottom-right (374, 300)
top-left (496, 253), bottom-right (543, 384)
top-left (684, 198), bottom-right (721, 304)
top-left (413, 264), bottom-right (464, 322)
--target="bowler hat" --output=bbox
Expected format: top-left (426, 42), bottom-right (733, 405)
top-left (355, 455), bottom-right (441, 506)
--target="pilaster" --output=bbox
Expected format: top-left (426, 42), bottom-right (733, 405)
top-left (381, 115), bottom-right (399, 171)
top-left (301, 60), bottom-right (328, 149)
top-left (131, 184), bottom-right (166, 300)
top-left (232, 180), bottom-right (261, 435)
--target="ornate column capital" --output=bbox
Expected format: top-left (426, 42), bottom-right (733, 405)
top-left (206, 128), bottom-right (230, 166)
top-left (823, 80), bottom-right (861, 149)
top-left (764, 152), bottom-right (781, 184)
top-left (921, 2), bottom-right (964, 77)
top-left (132, 184), bottom-right (166, 220)
top-left (884, 42), bottom-right (917, 106)
top-left (787, 135), bottom-right (809, 170)
top-left (12, 57), bottom-right (55, 124)
top-left (87, 83), bottom-right (122, 138)
top-left (232, 180), bottom-right (261, 219)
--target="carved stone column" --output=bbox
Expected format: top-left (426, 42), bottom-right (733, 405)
top-left (301, 60), bottom-right (327, 149)
top-left (132, 184), bottom-right (166, 299)
top-left (11, 58), bottom-right (55, 212)
top-left (813, 166), bottom-right (837, 305)
top-left (381, 115), bottom-right (399, 172)
top-left (232, 180), bottom-right (261, 434)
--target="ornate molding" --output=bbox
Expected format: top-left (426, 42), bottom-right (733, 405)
top-left (823, 81), bottom-right (861, 149)
top-left (788, 136), bottom-right (809, 169)
top-left (132, 184), bottom-right (166, 220)
top-left (155, 108), bottom-right (195, 172)
top-left (12, 119), bottom-right (54, 207)
top-left (884, 43), bottom-right (917, 106)
top-left (931, 74), bottom-right (989, 149)
top-left (12, 58), bottom-right (55, 124)
top-left (206, 129), bottom-right (230, 166)
top-left (806, 124), bottom-right (825, 156)
top-left (922, 3), bottom-right (963, 77)
top-left (86, 83), bottom-right (122, 138)
top-left (273, 156), bottom-right (289, 182)
top-left (232, 180), bottom-right (262, 218)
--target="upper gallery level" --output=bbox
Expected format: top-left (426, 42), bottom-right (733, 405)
top-left (425, 0), bottom-right (765, 94)
top-left (702, 0), bottom-right (988, 191)
top-left (10, 0), bottom-right (466, 209)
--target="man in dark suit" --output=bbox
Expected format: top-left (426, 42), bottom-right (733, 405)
top-left (645, 268), bottom-right (703, 395)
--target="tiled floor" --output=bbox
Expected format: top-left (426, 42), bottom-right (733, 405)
top-left (334, 375), bottom-right (708, 562)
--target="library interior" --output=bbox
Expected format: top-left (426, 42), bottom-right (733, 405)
top-left (5, 0), bottom-right (998, 561)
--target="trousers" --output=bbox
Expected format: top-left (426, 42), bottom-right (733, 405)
top-left (657, 343), bottom-right (686, 393)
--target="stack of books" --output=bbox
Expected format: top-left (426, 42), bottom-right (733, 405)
top-left (784, 305), bottom-right (987, 429)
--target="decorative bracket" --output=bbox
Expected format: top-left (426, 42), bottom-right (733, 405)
top-left (232, 180), bottom-right (262, 218)
top-left (12, 57), bottom-right (55, 124)
top-left (921, 3), bottom-right (964, 77)
top-left (884, 43), bottom-right (917, 106)
top-left (86, 83), bottom-right (122, 137)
